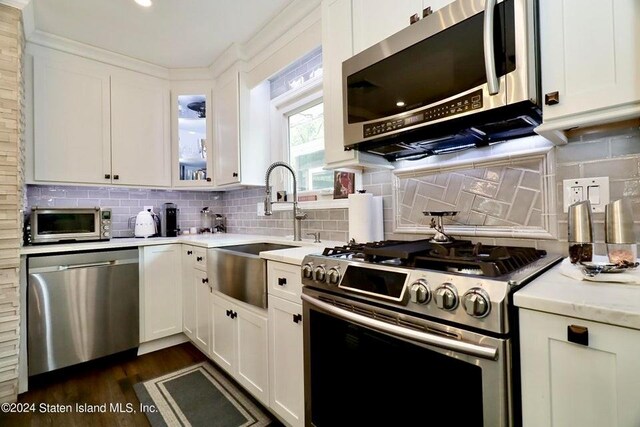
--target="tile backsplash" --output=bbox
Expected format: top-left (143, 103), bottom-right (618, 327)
top-left (220, 188), bottom-right (349, 242)
top-left (26, 185), bottom-right (223, 237)
top-left (396, 159), bottom-right (544, 228)
top-left (25, 125), bottom-right (640, 253)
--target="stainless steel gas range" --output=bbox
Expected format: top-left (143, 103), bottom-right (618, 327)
top-left (301, 239), bottom-right (562, 427)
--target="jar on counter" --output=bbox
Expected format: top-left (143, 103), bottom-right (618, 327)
top-left (200, 207), bottom-right (213, 233)
top-left (568, 200), bottom-right (594, 264)
top-left (605, 199), bottom-right (637, 266)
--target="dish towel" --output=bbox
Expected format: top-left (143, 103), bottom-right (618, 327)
top-left (558, 257), bottom-right (640, 284)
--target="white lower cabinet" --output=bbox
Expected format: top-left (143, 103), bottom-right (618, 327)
top-left (182, 246), bottom-right (196, 339)
top-left (520, 309), bottom-right (640, 427)
top-left (193, 269), bottom-right (211, 352)
top-left (268, 295), bottom-right (304, 427)
top-left (211, 293), bottom-right (269, 406)
top-left (140, 245), bottom-right (182, 342)
top-left (182, 245), bottom-right (211, 355)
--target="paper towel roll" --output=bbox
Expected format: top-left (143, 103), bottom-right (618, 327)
top-left (349, 193), bottom-right (384, 243)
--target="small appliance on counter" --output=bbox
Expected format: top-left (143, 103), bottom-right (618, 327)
top-left (161, 203), bottom-right (179, 237)
top-left (200, 207), bottom-right (213, 233)
top-left (133, 209), bottom-right (157, 238)
top-left (213, 214), bottom-right (226, 233)
top-left (25, 207), bottom-right (112, 244)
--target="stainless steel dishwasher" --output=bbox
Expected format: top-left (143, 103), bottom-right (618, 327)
top-left (27, 249), bottom-right (139, 375)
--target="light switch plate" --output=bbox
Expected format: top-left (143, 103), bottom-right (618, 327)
top-left (563, 177), bottom-right (609, 213)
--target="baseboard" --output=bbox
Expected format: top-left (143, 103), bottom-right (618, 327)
top-left (138, 333), bottom-right (189, 356)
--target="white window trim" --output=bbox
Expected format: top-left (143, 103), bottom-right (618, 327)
top-left (269, 75), bottom-right (361, 209)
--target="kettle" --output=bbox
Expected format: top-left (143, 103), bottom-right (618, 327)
top-left (134, 209), bottom-right (157, 238)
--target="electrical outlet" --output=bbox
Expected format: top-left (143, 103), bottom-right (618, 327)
top-left (256, 202), bottom-right (265, 217)
top-left (563, 177), bottom-right (609, 213)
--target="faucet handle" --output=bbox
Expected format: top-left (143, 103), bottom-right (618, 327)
top-left (306, 232), bottom-right (321, 243)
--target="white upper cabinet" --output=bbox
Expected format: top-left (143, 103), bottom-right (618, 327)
top-left (352, 0), bottom-right (422, 54)
top-left (213, 71), bottom-right (241, 186)
top-left (322, 0), bottom-right (392, 169)
top-left (171, 82), bottom-right (214, 187)
top-left (29, 49), bottom-right (172, 187)
top-left (536, 0), bottom-right (640, 144)
top-left (212, 65), bottom-right (270, 188)
top-left (33, 55), bottom-right (111, 184)
top-left (352, 0), bottom-right (455, 54)
top-left (111, 70), bottom-right (170, 187)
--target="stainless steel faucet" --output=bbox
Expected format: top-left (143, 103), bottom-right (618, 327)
top-left (264, 161), bottom-right (307, 241)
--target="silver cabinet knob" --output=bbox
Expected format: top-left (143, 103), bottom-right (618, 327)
top-left (434, 283), bottom-right (458, 311)
top-left (313, 265), bottom-right (326, 282)
top-left (327, 267), bottom-right (340, 285)
top-left (462, 288), bottom-right (491, 318)
top-left (409, 279), bottom-right (430, 304)
top-left (302, 263), bottom-right (314, 279)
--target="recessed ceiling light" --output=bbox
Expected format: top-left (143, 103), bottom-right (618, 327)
top-left (396, 101), bottom-right (405, 107)
top-left (135, 0), bottom-right (152, 7)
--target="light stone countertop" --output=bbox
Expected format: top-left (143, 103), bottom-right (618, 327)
top-left (514, 258), bottom-right (640, 330)
top-left (20, 233), bottom-right (336, 265)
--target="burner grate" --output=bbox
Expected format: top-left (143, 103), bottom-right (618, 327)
top-left (322, 240), bottom-right (546, 277)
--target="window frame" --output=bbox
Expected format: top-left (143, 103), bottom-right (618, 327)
top-left (270, 75), bottom-right (326, 196)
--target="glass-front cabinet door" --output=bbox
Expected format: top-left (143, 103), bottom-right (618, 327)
top-left (171, 83), bottom-right (213, 186)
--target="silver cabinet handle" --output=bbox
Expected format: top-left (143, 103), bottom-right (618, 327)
top-left (301, 294), bottom-right (498, 360)
top-left (483, 0), bottom-right (499, 95)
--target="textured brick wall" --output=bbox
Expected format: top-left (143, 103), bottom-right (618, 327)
top-left (0, 3), bottom-right (22, 403)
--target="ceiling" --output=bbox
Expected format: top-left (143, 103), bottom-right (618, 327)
top-left (32, 0), bottom-right (294, 69)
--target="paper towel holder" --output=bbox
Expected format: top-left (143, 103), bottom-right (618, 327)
top-left (423, 211), bottom-right (458, 243)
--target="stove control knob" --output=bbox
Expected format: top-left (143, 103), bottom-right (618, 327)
top-left (462, 288), bottom-right (491, 318)
top-left (314, 265), bottom-right (327, 282)
top-left (409, 280), bottom-right (430, 304)
top-left (302, 263), bottom-right (314, 280)
top-left (434, 283), bottom-right (458, 311)
top-left (327, 267), bottom-right (341, 285)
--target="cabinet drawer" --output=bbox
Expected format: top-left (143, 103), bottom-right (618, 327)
top-left (267, 261), bottom-right (302, 304)
top-left (193, 247), bottom-right (207, 271)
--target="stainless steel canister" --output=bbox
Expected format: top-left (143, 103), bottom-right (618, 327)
top-left (568, 200), bottom-right (593, 263)
top-left (605, 199), bottom-right (637, 264)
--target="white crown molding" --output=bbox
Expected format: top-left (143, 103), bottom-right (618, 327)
top-left (21, 0), bottom-right (34, 38)
top-left (243, 0), bottom-right (321, 62)
top-left (208, 0), bottom-right (321, 79)
top-left (0, 0), bottom-right (30, 10)
top-left (168, 67), bottom-right (214, 81)
top-left (208, 43), bottom-right (248, 79)
top-left (27, 30), bottom-right (170, 79)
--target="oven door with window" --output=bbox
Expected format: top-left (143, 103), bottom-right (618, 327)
top-left (302, 288), bottom-right (512, 427)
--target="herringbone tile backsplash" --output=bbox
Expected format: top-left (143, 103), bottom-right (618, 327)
top-left (397, 160), bottom-right (543, 228)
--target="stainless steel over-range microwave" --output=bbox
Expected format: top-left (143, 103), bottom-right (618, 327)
top-left (27, 207), bottom-right (112, 244)
top-left (343, 0), bottom-right (541, 161)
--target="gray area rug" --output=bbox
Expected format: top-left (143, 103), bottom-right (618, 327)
top-left (134, 362), bottom-right (273, 427)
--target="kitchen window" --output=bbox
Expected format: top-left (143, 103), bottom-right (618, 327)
top-left (287, 101), bottom-right (332, 192)
top-left (268, 48), bottom-right (360, 205)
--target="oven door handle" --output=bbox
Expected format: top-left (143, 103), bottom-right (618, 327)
top-left (302, 294), bottom-right (499, 360)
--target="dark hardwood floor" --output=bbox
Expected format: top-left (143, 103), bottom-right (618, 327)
top-left (0, 343), bottom-right (208, 427)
